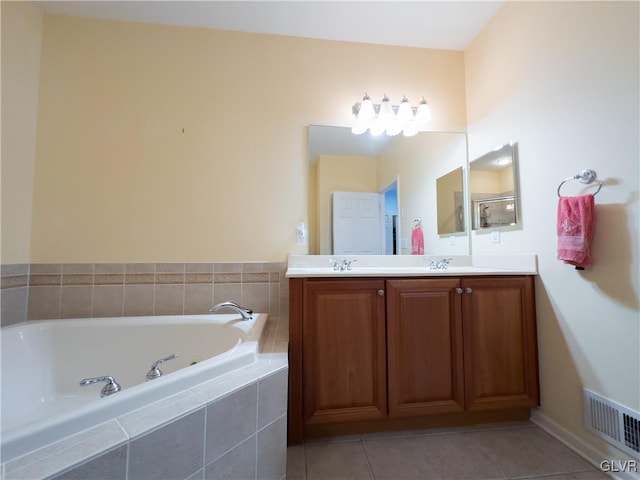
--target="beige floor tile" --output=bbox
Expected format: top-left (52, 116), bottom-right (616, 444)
top-left (305, 441), bottom-right (373, 480)
top-left (520, 427), bottom-right (595, 472)
top-left (471, 428), bottom-right (566, 478)
top-left (286, 445), bottom-right (306, 480)
top-left (362, 437), bottom-right (441, 480)
top-left (416, 432), bottom-right (507, 479)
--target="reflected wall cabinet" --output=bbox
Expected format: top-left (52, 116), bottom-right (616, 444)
top-left (288, 275), bottom-right (539, 444)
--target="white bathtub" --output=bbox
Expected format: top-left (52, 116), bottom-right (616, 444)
top-left (0, 313), bottom-right (267, 462)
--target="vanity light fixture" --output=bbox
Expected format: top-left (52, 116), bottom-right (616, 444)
top-left (351, 93), bottom-right (431, 137)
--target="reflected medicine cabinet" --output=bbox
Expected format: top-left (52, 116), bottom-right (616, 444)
top-left (469, 143), bottom-right (519, 230)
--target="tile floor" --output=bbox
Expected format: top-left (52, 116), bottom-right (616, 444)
top-left (286, 422), bottom-right (612, 480)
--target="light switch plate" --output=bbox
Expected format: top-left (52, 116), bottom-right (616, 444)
top-left (491, 228), bottom-right (500, 243)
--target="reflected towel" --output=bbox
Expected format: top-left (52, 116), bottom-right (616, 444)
top-left (411, 226), bottom-right (424, 255)
top-left (557, 194), bottom-right (596, 269)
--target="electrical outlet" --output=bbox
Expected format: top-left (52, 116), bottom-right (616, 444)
top-left (491, 228), bottom-right (500, 243)
top-left (449, 235), bottom-right (456, 246)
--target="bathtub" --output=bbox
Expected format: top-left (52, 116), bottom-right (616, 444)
top-left (0, 312), bottom-right (268, 463)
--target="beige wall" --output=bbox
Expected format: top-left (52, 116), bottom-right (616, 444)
top-left (465, 0), bottom-right (639, 461)
top-left (316, 155), bottom-right (378, 255)
top-left (27, 14), bottom-right (466, 263)
top-left (1, 2), bottom-right (43, 263)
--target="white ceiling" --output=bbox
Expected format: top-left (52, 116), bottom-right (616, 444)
top-left (33, 1), bottom-right (504, 51)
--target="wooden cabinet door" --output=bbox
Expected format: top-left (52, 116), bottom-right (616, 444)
top-left (462, 276), bottom-right (539, 411)
top-left (386, 279), bottom-right (465, 417)
top-left (302, 279), bottom-right (387, 425)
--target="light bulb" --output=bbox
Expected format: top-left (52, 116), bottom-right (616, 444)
top-left (414, 97), bottom-right (432, 125)
top-left (402, 123), bottom-right (418, 137)
top-left (351, 122), bottom-right (368, 135)
top-left (357, 93), bottom-right (375, 120)
top-left (386, 120), bottom-right (402, 136)
top-left (378, 95), bottom-right (394, 122)
top-left (396, 96), bottom-right (413, 126)
top-left (369, 119), bottom-right (385, 136)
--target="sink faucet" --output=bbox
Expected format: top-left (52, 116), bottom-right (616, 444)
top-left (429, 258), bottom-right (452, 270)
top-left (210, 301), bottom-right (253, 320)
top-left (332, 259), bottom-right (357, 271)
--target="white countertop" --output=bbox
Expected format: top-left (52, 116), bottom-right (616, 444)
top-left (286, 255), bottom-right (538, 278)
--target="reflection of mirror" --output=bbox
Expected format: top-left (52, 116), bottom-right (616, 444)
top-left (469, 143), bottom-right (519, 230)
top-left (308, 125), bottom-right (469, 255)
top-left (436, 167), bottom-right (465, 235)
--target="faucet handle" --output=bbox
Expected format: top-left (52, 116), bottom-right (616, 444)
top-left (79, 375), bottom-right (122, 397)
top-left (146, 354), bottom-right (178, 380)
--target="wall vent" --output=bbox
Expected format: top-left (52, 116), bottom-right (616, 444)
top-left (584, 389), bottom-right (640, 459)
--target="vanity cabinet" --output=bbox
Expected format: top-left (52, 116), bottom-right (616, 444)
top-left (301, 279), bottom-right (387, 425)
top-left (288, 275), bottom-right (539, 444)
top-left (386, 278), bottom-right (465, 417)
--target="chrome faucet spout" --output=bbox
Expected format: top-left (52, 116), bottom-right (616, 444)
top-left (209, 301), bottom-right (253, 320)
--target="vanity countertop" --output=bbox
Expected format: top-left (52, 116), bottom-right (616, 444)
top-left (286, 254), bottom-right (538, 278)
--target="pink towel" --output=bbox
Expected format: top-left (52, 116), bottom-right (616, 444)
top-left (557, 194), bottom-right (596, 269)
top-left (411, 226), bottom-right (424, 255)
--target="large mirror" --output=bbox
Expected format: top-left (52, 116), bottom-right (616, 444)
top-left (469, 143), bottom-right (519, 230)
top-left (308, 125), bottom-right (469, 255)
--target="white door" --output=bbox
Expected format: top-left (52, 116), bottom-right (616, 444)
top-left (332, 191), bottom-right (385, 254)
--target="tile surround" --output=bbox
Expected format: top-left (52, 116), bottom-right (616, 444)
top-left (0, 262), bottom-right (288, 326)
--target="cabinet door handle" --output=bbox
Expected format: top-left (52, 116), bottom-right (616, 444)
top-left (378, 290), bottom-right (385, 296)
top-left (455, 288), bottom-right (463, 294)
top-left (465, 287), bottom-right (473, 294)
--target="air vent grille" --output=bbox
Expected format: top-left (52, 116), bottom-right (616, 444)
top-left (584, 389), bottom-right (640, 459)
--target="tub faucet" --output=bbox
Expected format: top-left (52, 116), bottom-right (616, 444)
top-left (146, 354), bottom-right (178, 381)
top-left (210, 301), bottom-right (253, 320)
top-left (79, 376), bottom-right (122, 397)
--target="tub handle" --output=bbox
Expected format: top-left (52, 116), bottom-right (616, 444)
top-left (79, 376), bottom-right (122, 397)
top-left (146, 354), bottom-right (179, 381)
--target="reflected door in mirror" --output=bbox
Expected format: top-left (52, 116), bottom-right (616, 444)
top-left (332, 192), bottom-right (385, 254)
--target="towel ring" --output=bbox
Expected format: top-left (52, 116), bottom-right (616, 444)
top-left (557, 169), bottom-right (603, 197)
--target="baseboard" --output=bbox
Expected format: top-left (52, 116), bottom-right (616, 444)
top-left (530, 409), bottom-right (640, 480)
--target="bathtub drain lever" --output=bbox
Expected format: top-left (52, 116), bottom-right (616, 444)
top-left (146, 354), bottom-right (179, 380)
top-left (79, 376), bottom-right (122, 397)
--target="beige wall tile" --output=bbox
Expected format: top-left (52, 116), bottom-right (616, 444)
top-left (124, 285), bottom-right (154, 316)
top-left (125, 273), bottom-right (155, 285)
top-left (185, 263), bottom-right (214, 273)
top-left (155, 263), bottom-right (185, 273)
top-left (1, 286), bottom-right (28, 326)
top-left (185, 273), bottom-right (213, 284)
top-left (125, 263), bottom-right (155, 274)
top-left (30, 274), bottom-right (61, 286)
top-left (1, 264), bottom-right (29, 276)
top-left (1, 275), bottom-right (29, 289)
top-left (95, 274), bottom-right (124, 285)
top-left (214, 273), bottom-right (241, 284)
top-left (184, 284), bottom-right (214, 315)
top-left (213, 284), bottom-right (241, 306)
top-left (154, 284), bottom-right (184, 315)
top-left (214, 263), bottom-right (241, 273)
top-left (269, 283), bottom-right (280, 316)
top-left (242, 272), bottom-right (269, 284)
top-left (92, 286), bottom-right (124, 317)
top-left (30, 264), bottom-right (62, 274)
top-left (155, 273), bottom-right (184, 285)
top-left (95, 263), bottom-right (125, 274)
top-left (28, 286), bottom-right (61, 320)
top-left (242, 283), bottom-right (269, 314)
top-left (62, 274), bottom-right (93, 285)
top-left (242, 263), bottom-right (266, 273)
top-left (60, 285), bottom-right (93, 318)
top-left (62, 263), bottom-right (94, 274)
